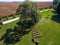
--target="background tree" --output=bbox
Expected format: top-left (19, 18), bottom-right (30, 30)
top-left (53, 0), bottom-right (60, 16)
top-left (53, 0), bottom-right (58, 10)
top-left (56, 3), bottom-right (60, 16)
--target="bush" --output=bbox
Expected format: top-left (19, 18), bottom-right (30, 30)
top-left (13, 15), bottom-right (16, 18)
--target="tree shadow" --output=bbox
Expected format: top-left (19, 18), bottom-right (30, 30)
top-left (51, 14), bottom-right (60, 23)
top-left (0, 28), bottom-right (12, 41)
top-left (0, 26), bottom-right (30, 45)
top-left (0, 20), bottom-right (35, 45)
top-left (16, 20), bottom-right (35, 29)
top-left (0, 28), bottom-right (19, 45)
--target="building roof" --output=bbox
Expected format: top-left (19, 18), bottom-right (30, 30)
top-left (0, 2), bottom-right (52, 18)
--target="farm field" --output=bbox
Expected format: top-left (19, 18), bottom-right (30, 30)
top-left (0, 10), bottom-right (60, 45)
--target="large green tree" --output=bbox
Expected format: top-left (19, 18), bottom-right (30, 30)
top-left (16, 0), bottom-right (39, 25)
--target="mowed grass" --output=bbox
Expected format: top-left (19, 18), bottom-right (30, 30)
top-left (36, 20), bottom-right (60, 45)
top-left (36, 10), bottom-right (60, 45)
top-left (0, 9), bottom-right (60, 45)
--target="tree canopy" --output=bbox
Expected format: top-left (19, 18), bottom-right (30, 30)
top-left (56, 3), bottom-right (60, 16)
top-left (53, 0), bottom-right (58, 10)
top-left (16, 0), bottom-right (39, 25)
top-left (53, 0), bottom-right (60, 16)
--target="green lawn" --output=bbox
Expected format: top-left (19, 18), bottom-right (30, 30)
top-left (0, 9), bottom-right (60, 45)
top-left (36, 20), bottom-right (60, 45)
top-left (36, 10), bottom-right (60, 45)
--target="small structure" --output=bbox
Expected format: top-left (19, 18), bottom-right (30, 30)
top-left (31, 26), bottom-right (42, 45)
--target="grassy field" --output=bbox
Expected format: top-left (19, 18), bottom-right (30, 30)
top-left (0, 9), bottom-right (60, 45)
top-left (37, 10), bottom-right (60, 45)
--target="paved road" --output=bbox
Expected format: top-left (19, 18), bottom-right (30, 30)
top-left (2, 9), bottom-right (53, 25)
top-left (2, 18), bottom-right (19, 25)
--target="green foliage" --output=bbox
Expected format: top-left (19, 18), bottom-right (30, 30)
top-left (53, 0), bottom-right (58, 10)
top-left (13, 15), bottom-right (16, 18)
top-left (53, 0), bottom-right (60, 16)
top-left (16, 0), bottom-right (39, 24)
top-left (56, 3), bottom-right (60, 16)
